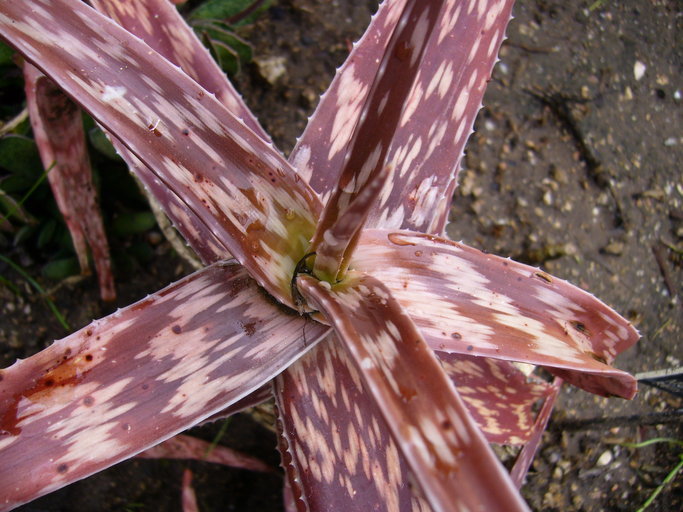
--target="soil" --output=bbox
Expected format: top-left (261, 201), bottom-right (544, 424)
top-left (1, 0), bottom-right (681, 511)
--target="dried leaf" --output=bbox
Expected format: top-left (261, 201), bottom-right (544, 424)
top-left (181, 468), bottom-right (199, 512)
top-left (138, 433), bottom-right (273, 473)
top-left (23, 63), bottom-right (115, 301)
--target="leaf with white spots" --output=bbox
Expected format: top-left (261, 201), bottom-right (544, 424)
top-left (510, 378), bottom-right (562, 488)
top-left (275, 339), bottom-right (431, 512)
top-left (0, 262), bottom-right (328, 509)
top-left (0, 0), bottom-right (322, 306)
top-left (90, 0), bottom-right (268, 141)
top-left (297, 273), bottom-right (529, 512)
top-left (293, 0), bottom-right (515, 235)
top-left (310, 165), bottom-right (391, 282)
top-left (201, 384), bottom-right (273, 425)
top-left (438, 352), bottom-right (552, 445)
top-left (23, 63), bottom-right (115, 301)
top-left (137, 433), bottom-right (273, 473)
top-left (89, 0), bottom-right (269, 264)
top-left (309, 0), bottom-right (442, 282)
top-left (355, 230), bottom-right (639, 398)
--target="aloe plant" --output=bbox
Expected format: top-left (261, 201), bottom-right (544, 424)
top-left (0, 0), bottom-right (639, 510)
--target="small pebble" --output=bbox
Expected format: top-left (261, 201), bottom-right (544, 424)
top-left (597, 450), bottom-right (613, 467)
top-left (634, 60), bottom-right (646, 81)
top-left (602, 240), bottom-right (625, 256)
top-left (254, 56), bottom-right (287, 85)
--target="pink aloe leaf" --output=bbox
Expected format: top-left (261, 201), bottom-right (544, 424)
top-left (0, 262), bottom-right (328, 510)
top-left (294, 0), bottom-right (515, 235)
top-left (309, 0), bottom-right (442, 282)
top-left (181, 468), bottom-right (200, 512)
top-left (201, 384), bottom-right (273, 425)
top-left (275, 338), bottom-right (431, 512)
top-left (355, 229), bottom-right (638, 398)
top-left (89, 0), bottom-right (268, 142)
top-left (278, 1), bottom-right (530, 506)
top-left (88, 0), bottom-right (255, 265)
top-left (297, 273), bottom-right (529, 512)
top-left (110, 144), bottom-right (233, 264)
top-left (510, 378), bottom-right (563, 488)
top-left (0, 0), bottom-right (322, 306)
top-left (137, 433), bottom-right (274, 473)
top-left (437, 352), bottom-right (552, 445)
top-left (310, 165), bottom-right (390, 282)
top-left (88, 0), bottom-right (271, 265)
top-left (23, 63), bottom-right (115, 301)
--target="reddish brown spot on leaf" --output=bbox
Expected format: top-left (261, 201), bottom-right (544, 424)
top-left (398, 384), bottom-right (417, 403)
top-left (394, 39), bottom-right (413, 62)
top-left (587, 352), bottom-right (608, 365)
top-left (534, 271), bottom-right (553, 283)
top-left (56, 463), bottom-right (68, 474)
top-left (242, 322), bottom-right (256, 336)
top-left (571, 321), bottom-right (591, 337)
top-left (0, 352), bottom-right (94, 436)
top-left (387, 233), bottom-right (416, 246)
top-left (147, 123), bottom-right (162, 137)
top-left (172, 325), bottom-right (182, 334)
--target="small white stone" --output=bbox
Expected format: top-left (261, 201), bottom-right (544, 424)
top-left (634, 61), bottom-right (646, 81)
top-left (254, 56), bottom-right (287, 85)
top-left (596, 449), bottom-right (613, 467)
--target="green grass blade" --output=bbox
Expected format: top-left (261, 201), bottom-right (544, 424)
top-left (0, 253), bottom-right (70, 330)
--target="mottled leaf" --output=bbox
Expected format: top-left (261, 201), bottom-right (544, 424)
top-left (23, 63), bottom-right (115, 301)
top-left (0, 262), bottom-right (327, 509)
top-left (355, 229), bottom-right (638, 398)
top-left (90, 0), bottom-right (268, 141)
top-left (90, 0), bottom-right (269, 265)
top-left (438, 352), bottom-right (552, 445)
top-left (293, 0), bottom-right (515, 235)
top-left (0, 0), bottom-right (321, 306)
top-left (298, 273), bottom-right (529, 512)
top-left (510, 378), bottom-right (562, 488)
top-left (310, 0), bottom-right (441, 281)
top-left (275, 339), bottom-right (431, 512)
top-left (311, 165), bottom-right (390, 282)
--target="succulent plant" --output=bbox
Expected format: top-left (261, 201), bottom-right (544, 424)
top-left (0, 0), bottom-right (638, 510)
